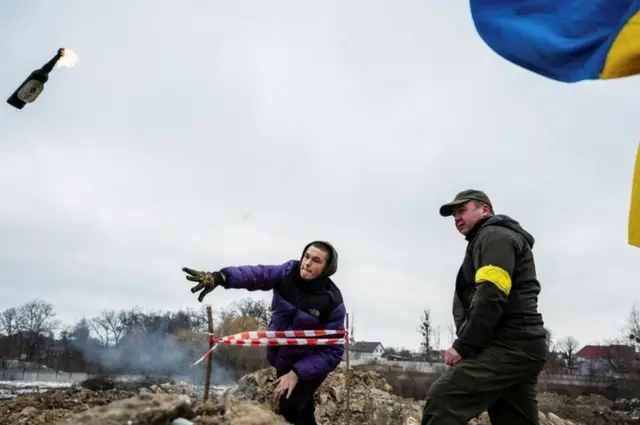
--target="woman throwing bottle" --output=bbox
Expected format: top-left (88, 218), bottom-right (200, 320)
top-left (182, 240), bottom-right (346, 425)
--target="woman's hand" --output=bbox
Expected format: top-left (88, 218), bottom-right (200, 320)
top-left (273, 370), bottom-right (299, 402)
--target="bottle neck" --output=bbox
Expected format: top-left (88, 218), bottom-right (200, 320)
top-left (40, 49), bottom-right (64, 73)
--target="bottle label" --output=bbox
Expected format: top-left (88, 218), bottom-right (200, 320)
top-left (16, 80), bottom-right (44, 103)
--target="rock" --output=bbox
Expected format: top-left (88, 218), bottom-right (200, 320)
top-left (469, 411), bottom-right (578, 425)
top-left (171, 419), bottom-right (195, 425)
top-left (192, 395), bottom-right (288, 425)
top-left (51, 393), bottom-right (193, 425)
top-left (139, 381), bottom-right (205, 405)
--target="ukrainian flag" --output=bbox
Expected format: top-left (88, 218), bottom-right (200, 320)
top-left (470, 0), bottom-right (640, 82)
top-left (630, 143), bottom-right (640, 248)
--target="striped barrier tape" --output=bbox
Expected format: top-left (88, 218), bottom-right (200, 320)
top-left (208, 329), bottom-right (345, 341)
top-left (211, 337), bottom-right (344, 346)
top-left (190, 329), bottom-right (347, 367)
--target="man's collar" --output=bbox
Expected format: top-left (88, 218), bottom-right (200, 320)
top-left (465, 216), bottom-right (492, 242)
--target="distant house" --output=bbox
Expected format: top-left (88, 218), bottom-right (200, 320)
top-left (542, 351), bottom-right (566, 374)
top-left (0, 358), bottom-right (48, 370)
top-left (385, 353), bottom-right (408, 361)
top-left (346, 341), bottom-right (385, 361)
top-left (423, 349), bottom-right (443, 363)
top-left (575, 344), bottom-right (637, 377)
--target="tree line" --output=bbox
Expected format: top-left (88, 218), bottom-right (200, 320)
top-left (0, 298), bottom-right (274, 382)
top-left (413, 305), bottom-right (640, 377)
top-left (3, 298), bottom-right (638, 384)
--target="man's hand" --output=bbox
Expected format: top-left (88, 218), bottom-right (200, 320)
top-left (182, 267), bottom-right (222, 302)
top-left (273, 370), bottom-right (299, 402)
top-left (443, 346), bottom-right (462, 366)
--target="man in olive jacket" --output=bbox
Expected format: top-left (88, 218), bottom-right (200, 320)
top-left (421, 189), bottom-right (547, 425)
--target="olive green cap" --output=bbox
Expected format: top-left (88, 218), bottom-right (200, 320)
top-left (439, 189), bottom-right (493, 217)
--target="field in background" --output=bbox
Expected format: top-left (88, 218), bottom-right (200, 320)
top-left (0, 368), bottom-right (222, 385)
top-left (355, 363), bottom-right (640, 401)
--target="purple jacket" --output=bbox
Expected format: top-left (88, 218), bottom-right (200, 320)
top-left (219, 259), bottom-right (346, 381)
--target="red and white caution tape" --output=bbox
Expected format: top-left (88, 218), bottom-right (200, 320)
top-left (209, 329), bottom-right (345, 343)
top-left (190, 329), bottom-right (346, 367)
top-left (191, 345), bottom-right (219, 367)
top-left (216, 337), bottom-right (344, 346)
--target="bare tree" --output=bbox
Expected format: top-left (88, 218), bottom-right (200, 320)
top-left (544, 327), bottom-right (554, 353)
top-left (628, 304), bottom-right (640, 342)
top-left (71, 318), bottom-right (91, 344)
top-left (218, 298), bottom-right (272, 331)
top-left (397, 348), bottom-right (412, 358)
top-left (557, 336), bottom-right (580, 371)
top-left (418, 309), bottom-right (432, 358)
top-left (0, 299), bottom-right (285, 376)
top-left (16, 300), bottom-right (59, 335)
top-left (90, 310), bottom-right (126, 347)
top-left (433, 325), bottom-right (441, 351)
top-left (166, 307), bottom-right (207, 334)
top-left (349, 313), bottom-right (355, 344)
top-left (446, 324), bottom-right (456, 346)
top-left (0, 307), bottom-right (18, 336)
top-left (14, 300), bottom-right (59, 361)
top-left (233, 298), bottom-right (271, 328)
top-left (214, 314), bottom-right (269, 377)
top-left (595, 304), bottom-right (640, 377)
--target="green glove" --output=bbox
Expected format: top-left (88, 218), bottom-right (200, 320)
top-left (182, 267), bottom-right (223, 302)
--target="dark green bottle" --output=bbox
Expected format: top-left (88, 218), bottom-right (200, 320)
top-left (7, 48), bottom-right (65, 109)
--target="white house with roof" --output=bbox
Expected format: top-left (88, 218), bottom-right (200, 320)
top-left (345, 341), bottom-right (386, 361)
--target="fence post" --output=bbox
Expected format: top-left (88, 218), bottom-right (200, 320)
top-left (203, 305), bottom-right (214, 404)
top-left (345, 313), bottom-right (351, 423)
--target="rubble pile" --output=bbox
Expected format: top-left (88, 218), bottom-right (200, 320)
top-left (535, 393), bottom-right (640, 425)
top-left (0, 383), bottom-right (285, 425)
top-left (1, 368), bottom-right (639, 425)
top-left (229, 368), bottom-right (640, 425)
top-left (0, 386), bottom-right (135, 424)
top-left (228, 367), bottom-right (423, 424)
top-left (613, 398), bottom-right (640, 420)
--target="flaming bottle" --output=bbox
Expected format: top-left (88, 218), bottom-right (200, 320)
top-left (7, 48), bottom-right (67, 109)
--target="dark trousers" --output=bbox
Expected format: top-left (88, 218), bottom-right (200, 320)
top-left (421, 344), bottom-right (546, 425)
top-left (277, 371), bottom-right (325, 425)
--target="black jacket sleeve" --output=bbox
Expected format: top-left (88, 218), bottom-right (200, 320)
top-left (452, 229), bottom-right (516, 357)
top-left (453, 291), bottom-right (466, 336)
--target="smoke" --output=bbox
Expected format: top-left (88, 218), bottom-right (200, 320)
top-left (71, 330), bottom-right (234, 385)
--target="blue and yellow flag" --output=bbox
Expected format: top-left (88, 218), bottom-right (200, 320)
top-left (630, 143), bottom-right (640, 248)
top-left (470, 0), bottom-right (640, 83)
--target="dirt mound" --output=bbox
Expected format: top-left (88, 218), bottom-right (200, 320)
top-left (613, 398), bottom-right (640, 419)
top-left (228, 367), bottom-right (640, 425)
top-left (536, 392), bottom-right (639, 425)
top-left (228, 367), bottom-right (422, 424)
top-left (0, 384), bottom-right (286, 425)
top-left (0, 386), bottom-right (136, 424)
top-left (1, 369), bottom-right (638, 425)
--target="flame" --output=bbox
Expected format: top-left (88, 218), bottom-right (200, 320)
top-left (55, 48), bottom-right (79, 68)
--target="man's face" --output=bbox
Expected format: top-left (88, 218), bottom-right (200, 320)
top-left (300, 245), bottom-right (328, 280)
top-left (452, 201), bottom-right (489, 235)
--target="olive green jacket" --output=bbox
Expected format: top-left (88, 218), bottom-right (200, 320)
top-left (451, 214), bottom-right (547, 359)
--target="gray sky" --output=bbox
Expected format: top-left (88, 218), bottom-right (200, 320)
top-left (1, 1), bottom-right (639, 353)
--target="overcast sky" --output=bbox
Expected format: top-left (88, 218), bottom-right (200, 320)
top-left (1, 1), bottom-right (639, 354)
